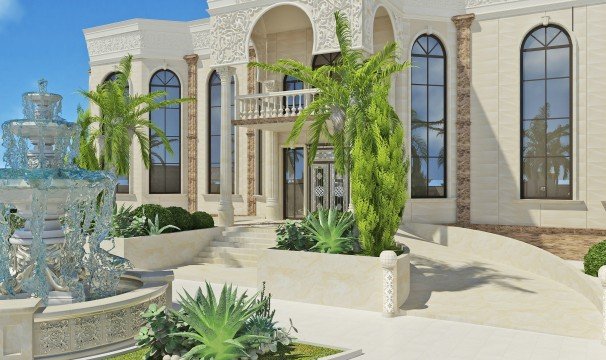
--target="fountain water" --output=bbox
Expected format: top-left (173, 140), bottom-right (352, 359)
top-left (0, 80), bottom-right (130, 305)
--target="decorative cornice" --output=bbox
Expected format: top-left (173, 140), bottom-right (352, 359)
top-left (87, 32), bottom-right (143, 57)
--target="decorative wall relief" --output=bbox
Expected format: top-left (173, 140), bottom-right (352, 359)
top-left (87, 32), bottom-right (143, 57)
top-left (210, 7), bottom-right (263, 65)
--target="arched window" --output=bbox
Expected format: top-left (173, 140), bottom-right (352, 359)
top-left (208, 71), bottom-right (236, 194)
top-left (104, 72), bottom-right (130, 194)
top-left (283, 75), bottom-right (305, 113)
top-left (312, 52), bottom-right (341, 70)
top-left (410, 34), bottom-right (447, 198)
top-left (521, 25), bottom-right (572, 199)
top-left (149, 70), bottom-right (181, 194)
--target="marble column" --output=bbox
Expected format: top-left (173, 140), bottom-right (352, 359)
top-left (452, 14), bottom-right (475, 225)
top-left (184, 54), bottom-right (199, 213)
top-left (265, 131), bottom-right (281, 220)
top-left (216, 66), bottom-right (235, 226)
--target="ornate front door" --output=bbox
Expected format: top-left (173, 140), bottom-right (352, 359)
top-left (310, 147), bottom-right (349, 213)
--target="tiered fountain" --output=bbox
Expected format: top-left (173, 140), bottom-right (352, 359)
top-left (0, 81), bottom-right (172, 359)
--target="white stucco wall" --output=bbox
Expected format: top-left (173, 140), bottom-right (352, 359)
top-left (470, 4), bottom-right (606, 229)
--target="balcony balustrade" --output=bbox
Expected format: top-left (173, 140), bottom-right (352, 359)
top-left (236, 88), bottom-right (319, 121)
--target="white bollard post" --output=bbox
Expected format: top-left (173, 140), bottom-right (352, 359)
top-left (599, 266), bottom-right (606, 344)
top-left (380, 250), bottom-right (398, 317)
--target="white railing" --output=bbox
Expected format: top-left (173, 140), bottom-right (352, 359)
top-left (236, 88), bottom-right (319, 120)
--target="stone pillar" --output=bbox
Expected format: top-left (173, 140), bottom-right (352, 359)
top-left (266, 131), bottom-right (281, 221)
top-left (184, 54), bottom-right (199, 213)
top-left (380, 251), bottom-right (398, 317)
top-left (217, 66), bottom-right (235, 227)
top-left (452, 14), bottom-right (475, 225)
top-left (0, 298), bottom-right (42, 359)
top-left (247, 129), bottom-right (256, 216)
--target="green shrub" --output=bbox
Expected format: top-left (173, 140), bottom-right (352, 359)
top-left (302, 209), bottom-right (357, 254)
top-left (132, 204), bottom-right (175, 232)
top-left (166, 206), bottom-right (194, 231)
top-left (584, 240), bottom-right (606, 276)
top-left (275, 221), bottom-right (314, 251)
top-left (192, 211), bottom-right (214, 229)
top-left (136, 303), bottom-right (194, 358)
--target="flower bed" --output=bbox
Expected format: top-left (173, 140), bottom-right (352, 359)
top-left (258, 249), bottom-right (410, 313)
top-left (105, 227), bottom-right (223, 270)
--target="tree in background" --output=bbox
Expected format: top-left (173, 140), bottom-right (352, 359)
top-left (251, 12), bottom-right (409, 256)
top-left (77, 55), bottom-right (191, 176)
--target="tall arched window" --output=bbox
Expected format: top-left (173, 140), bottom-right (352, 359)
top-left (149, 70), bottom-right (181, 194)
top-left (411, 34), bottom-right (447, 198)
top-left (283, 75), bottom-right (305, 113)
top-left (104, 72), bottom-right (130, 194)
top-left (208, 71), bottom-right (236, 194)
top-left (521, 25), bottom-right (572, 199)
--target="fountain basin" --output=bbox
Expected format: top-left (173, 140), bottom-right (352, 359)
top-left (0, 270), bottom-right (173, 360)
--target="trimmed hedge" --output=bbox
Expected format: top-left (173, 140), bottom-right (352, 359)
top-left (132, 204), bottom-right (175, 231)
top-left (584, 240), bottom-right (606, 277)
top-left (166, 206), bottom-right (194, 231)
top-left (192, 211), bottom-right (214, 230)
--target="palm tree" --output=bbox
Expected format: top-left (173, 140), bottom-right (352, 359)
top-left (77, 55), bottom-right (191, 176)
top-left (250, 12), bottom-right (409, 175)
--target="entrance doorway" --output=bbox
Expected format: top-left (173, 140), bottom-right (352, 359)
top-left (283, 147), bottom-right (305, 219)
top-left (310, 147), bottom-right (349, 213)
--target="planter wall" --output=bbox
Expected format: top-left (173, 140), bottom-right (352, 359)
top-left (257, 249), bottom-right (410, 313)
top-left (105, 227), bottom-right (223, 270)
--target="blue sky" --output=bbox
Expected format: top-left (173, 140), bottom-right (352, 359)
top-left (0, 0), bottom-right (207, 165)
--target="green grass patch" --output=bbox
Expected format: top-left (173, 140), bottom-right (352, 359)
top-left (109, 347), bottom-right (148, 360)
top-left (259, 342), bottom-right (342, 359)
top-left (109, 343), bottom-right (341, 360)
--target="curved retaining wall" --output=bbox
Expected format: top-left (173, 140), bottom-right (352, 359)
top-left (403, 223), bottom-right (603, 312)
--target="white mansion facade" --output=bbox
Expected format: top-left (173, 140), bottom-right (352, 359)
top-left (84, 0), bottom-right (606, 229)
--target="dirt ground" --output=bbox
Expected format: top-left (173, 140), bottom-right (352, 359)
top-left (467, 225), bottom-right (606, 261)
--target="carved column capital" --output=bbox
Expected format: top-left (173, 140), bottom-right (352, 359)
top-left (452, 13), bottom-right (475, 29)
top-left (184, 54), bottom-right (199, 66)
top-left (216, 66), bottom-right (236, 84)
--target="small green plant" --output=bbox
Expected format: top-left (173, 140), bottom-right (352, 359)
top-left (171, 283), bottom-right (269, 360)
top-left (302, 209), bottom-right (356, 254)
top-left (147, 214), bottom-right (180, 236)
top-left (111, 204), bottom-right (133, 238)
top-left (136, 303), bottom-right (194, 359)
top-left (275, 220), bottom-right (314, 251)
top-left (8, 212), bottom-right (25, 236)
top-left (584, 240), bottom-right (606, 276)
top-left (166, 206), bottom-right (194, 231)
top-left (191, 211), bottom-right (214, 229)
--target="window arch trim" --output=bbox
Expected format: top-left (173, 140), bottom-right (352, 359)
top-left (520, 24), bottom-right (573, 200)
top-left (410, 34), bottom-right (447, 199)
top-left (149, 69), bottom-right (182, 195)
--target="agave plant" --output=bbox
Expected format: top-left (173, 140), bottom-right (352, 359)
top-left (171, 283), bottom-right (269, 360)
top-left (302, 209), bottom-right (356, 254)
top-left (147, 214), bottom-right (180, 236)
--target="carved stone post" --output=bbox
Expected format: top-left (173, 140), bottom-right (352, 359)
top-left (452, 14), bottom-right (475, 225)
top-left (216, 66), bottom-right (235, 227)
top-left (380, 250), bottom-right (398, 317)
top-left (266, 131), bottom-right (280, 221)
top-left (599, 266), bottom-right (606, 343)
top-left (184, 54), bottom-right (199, 213)
top-left (247, 129), bottom-right (256, 216)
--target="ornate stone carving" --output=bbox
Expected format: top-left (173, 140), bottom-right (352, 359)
top-left (107, 308), bottom-right (133, 340)
top-left (211, 7), bottom-right (263, 65)
top-left (87, 32), bottom-right (143, 56)
top-left (361, 0), bottom-right (376, 52)
top-left (465, 0), bottom-right (513, 7)
top-left (38, 320), bottom-right (70, 354)
top-left (192, 29), bottom-right (212, 50)
top-left (74, 316), bottom-right (101, 350)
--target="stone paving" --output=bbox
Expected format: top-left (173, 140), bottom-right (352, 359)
top-left (173, 279), bottom-right (606, 360)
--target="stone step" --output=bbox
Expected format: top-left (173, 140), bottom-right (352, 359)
top-left (199, 247), bottom-right (262, 257)
top-left (210, 240), bottom-right (275, 249)
top-left (192, 256), bottom-right (257, 268)
top-left (223, 226), bottom-right (278, 236)
top-left (220, 236), bottom-right (276, 244)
